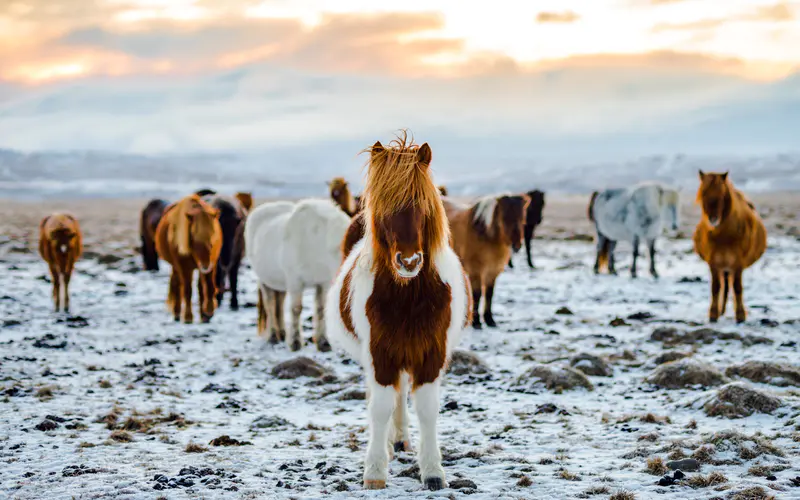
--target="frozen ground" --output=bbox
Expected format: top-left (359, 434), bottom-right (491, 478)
top-left (1, 236), bottom-right (799, 499)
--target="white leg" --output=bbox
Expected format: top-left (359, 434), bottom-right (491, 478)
top-left (313, 284), bottom-right (331, 352)
top-left (288, 290), bottom-right (303, 351)
top-left (364, 381), bottom-right (396, 489)
top-left (391, 374), bottom-right (411, 452)
top-left (414, 381), bottom-right (446, 490)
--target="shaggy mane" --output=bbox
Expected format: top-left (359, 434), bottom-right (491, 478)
top-left (362, 130), bottom-right (448, 253)
top-left (167, 194), bottom-right (218, 256)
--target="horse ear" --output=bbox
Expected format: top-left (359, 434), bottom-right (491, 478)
top-left (417, 143), bottom-right (432, 166)
top-left (371, 141), bottom-right (384, 156)
top-left (698, 170), bottom-right (705, 179)
top-left (721, 171), bottom-right (728, 181)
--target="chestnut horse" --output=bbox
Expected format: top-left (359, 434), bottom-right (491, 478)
top-left (326, 133), bottom-right (470, 491)
top-left (693, 171), bottom-right (766, 323)
top-left (140, 199), bottom-right (170, 271)
top-left (155, 194), bottom-right (222, 323)
top-left (39, 213), bottom-right (83, 312)
top-left (444, 193), bottom-right (529, 329)
top-left (328, 177), bottom-right (360, 217)
top-left (508, 189), bottom-right (546, 269)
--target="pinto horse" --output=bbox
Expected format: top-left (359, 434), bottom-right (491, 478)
top-left (326, 133), bottom-right (470, 491)
top-left (140, 199), bottom-right (170, 271)
top-left (39, 213), bottom-right (83, 312)
top-left (328, 177), bottom-right (360, 217)
top-left (155, 194), bottom-right (222, 323)
top-left (693, 171), bottom-right (766, 323)
top-left (201, 194), bottom-right (248, 310)
top-left (444, 193), bottom-right (529, 329)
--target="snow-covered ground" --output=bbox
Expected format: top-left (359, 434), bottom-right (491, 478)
top-left (1, 236), bottom-right (798, 499)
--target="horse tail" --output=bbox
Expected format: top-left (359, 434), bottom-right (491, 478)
top-left (588, 191), bottom-right (599, 222)
top-left (597, 236), bottom-right (610, 271)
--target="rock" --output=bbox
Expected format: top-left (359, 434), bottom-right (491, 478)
top-left (449, 479), bottom-right (477, 490)
top-left (209, 435), bottom-right (252, 446)
top-left (666, 459), bottom-right (700, 472)
top-left (628, 311), bottom-right (655, 321)
top-left (97, 254), bottom-right (123, 265)
top-left (443, 401), bottom-right (458, 411)
top-left (645, 359), bottom-right (728, 389)
top-left (555, 307), bottom-right (573, 315)
top-left (200, 383), bottom-right (240, 394)
top-left (725, 361), bottom-right (800, 387)
top-left (511, 364), bottom-right (593, 393)
top-left (653, 351), bottom-right (692, 365)
top-left (35, 419), bottom-right (59, 431)
top-left (759, 319), bottom-right (779, 328)
top-left (446, 350), bottom-right (490, 376)
top-left (673, 470), bottom-right (686, 479)
top-left (337, 389), bottom-right (366, 401)
top-left (569, 353), bottom-right (612, 377)
top-left (658, 475), bottom-right (675, 486)
top-left (767, 475), bottom-right (777, 481)
top-left (701, 382), bottom-right (783, 418)
top-left (271, 357), bottom-right (331, 379)
top-left (651, 327), bottom-right (680, 342)
top-left (251, 415), bottom-right (294, 430)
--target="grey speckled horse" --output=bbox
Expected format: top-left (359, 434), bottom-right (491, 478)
top-left (587, 182), bottom-right (680, 278)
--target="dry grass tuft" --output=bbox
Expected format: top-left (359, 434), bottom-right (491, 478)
top-left (557, 468), bottom-right (580, 481)
top-left (687, 471), bottom-right (728, 488)
top-left (98, 379), bottom-right (112, 389)
top-left (35, 385), bottom-right (56, 400)
top-left (703, 383), bottom-right (783, 418)
top-left (517, 475), bottom-right (532, 487)
top-left (609, 491), bottom-right (636, 500)
top-left (727, 486), bottom-right (775, 500)
top-left (584, 485), bottom-right (611, 496)
top-left (645, 457), bottom-right (668, 476)
top-left (109, 430), bottom-right (133, 442)
top-left (185, 442), bottom-right (208, 453)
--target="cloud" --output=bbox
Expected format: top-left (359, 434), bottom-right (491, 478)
top-left (653, 2), bottom-right (795, 32)
top-left (536, 11), bottom-right (580, 23)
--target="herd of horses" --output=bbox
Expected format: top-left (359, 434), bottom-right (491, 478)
top-left (34, 132), bottom-right (768, 490)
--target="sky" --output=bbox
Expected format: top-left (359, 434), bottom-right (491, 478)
top-left (0, 0), bottom-right (798, 154)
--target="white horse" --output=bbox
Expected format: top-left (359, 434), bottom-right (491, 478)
top-left (244, 198), bottom-right (351, 351)
top-left (588, 182), bottom-right (680, 278)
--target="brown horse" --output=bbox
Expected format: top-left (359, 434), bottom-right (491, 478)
top-left (39, 213), bottom-right (83, 313)
top-left (328, 177), bottom-right (360, 217)
top-left (445, 193), bottom-right (529, 329)
top-left (155, 194), bottom-right (223, 323)
top-left (508, 189), bottom-right (546, 269)
top-left (140, 199), bottom-right (170, 271)
top-left (327, 132), bottom-right (470, 491)
top-left (693, 171), bottom-right (767, 323)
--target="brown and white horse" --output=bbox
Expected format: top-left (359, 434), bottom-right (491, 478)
top-left (328, 177), bottom-right (360, 217)
top-left (155, 194), bottom-right (222, 323)
top-left (444, 193), bottom-right (529, 328)
top-left (326, 133), bottom-right (470, 491)
top-left (39, 213), bottom-right (83, 312)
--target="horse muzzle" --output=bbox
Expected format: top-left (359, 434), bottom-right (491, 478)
top-left (394, 252), bottom-right (423, 279)
top-left (199, 265), bottom-right (214, 275)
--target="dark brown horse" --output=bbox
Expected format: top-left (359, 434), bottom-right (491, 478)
top-left (693, 171), bottom-right (767, 323)
top-left (140, 199), bottom-right (170, 271)
top-left (202, 194), bottom-right (248, 310)
top-left (508, 189), bottom-right (545, 269)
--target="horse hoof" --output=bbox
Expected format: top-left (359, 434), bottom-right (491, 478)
top-left (174, 316), bottom-right (180, 323)
top-left (268, 334), bottom-right (280, 345)
top-left (471, 321), bottom-right (482, 330)
top-left (393, 441), bottom-right (409, 453)
top-left (709, 316), bottom-right (718, 324)
top-left (230, 304), bottom-right (239, 312)
top-left (484, 316), bottom-right (497, 328)
top-left (424, 477), bottom-right (445, 491)
top-left (363, 480), bottom-right (386, 490)
top-left (201, 315), bottom-right (212, 324)
top-left (290, 340), bottom-right (302, 352)
top-left (317, 338), bottom-right (332, 352)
